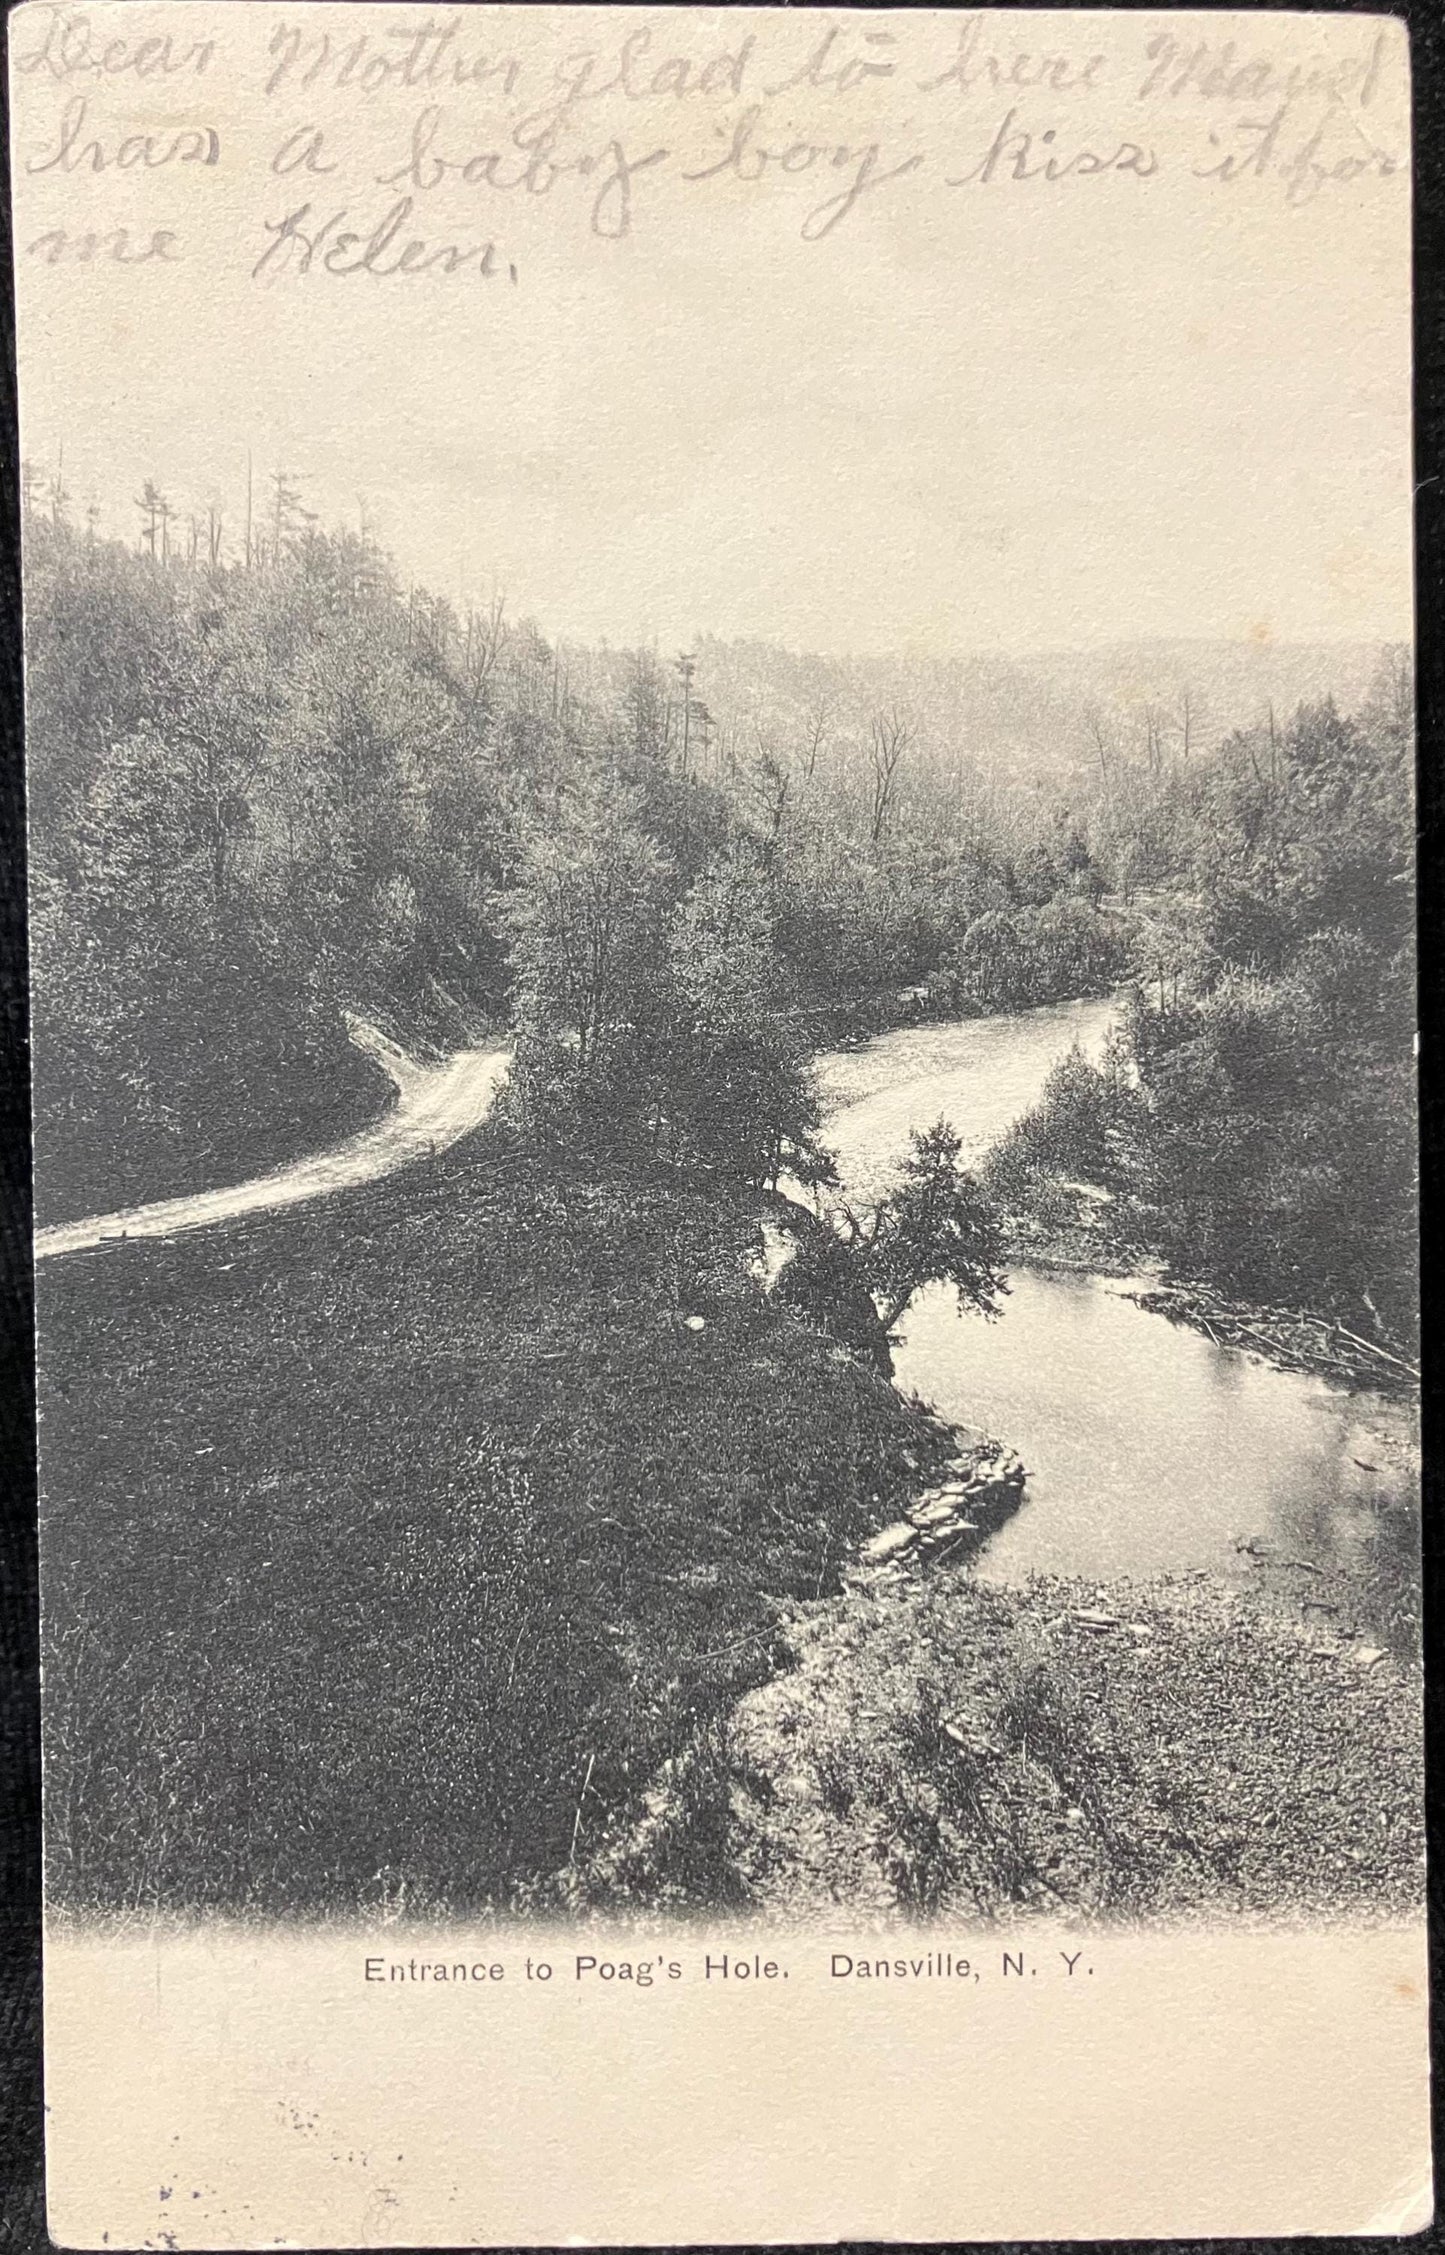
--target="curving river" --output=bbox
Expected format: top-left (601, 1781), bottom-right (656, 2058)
top-left (817, 997), bottom-right (1421, 1653)
top-left (45, 987), bottom-right (1418, 1650)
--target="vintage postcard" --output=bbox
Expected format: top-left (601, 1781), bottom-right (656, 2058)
top-left (12, 2), bottom-right (1425, 2243)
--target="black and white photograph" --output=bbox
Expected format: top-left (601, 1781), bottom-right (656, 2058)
top-left (10, 2), bottom-right (1427, 2239)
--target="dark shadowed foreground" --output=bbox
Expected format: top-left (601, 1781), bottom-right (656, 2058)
top-left (38, 1136), bottom-right (950, 1920)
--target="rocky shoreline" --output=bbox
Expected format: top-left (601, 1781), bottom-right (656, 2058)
top-left (580, 1545), bottom-right (1426, 1929)
top-left (853, 1440), bottom-right (1027, 1575)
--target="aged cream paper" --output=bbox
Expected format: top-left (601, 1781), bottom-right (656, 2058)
top-left (13, 3), bottom-right (1422, 2243)
top-left (42, 1923), bottom-right (1433, 2244)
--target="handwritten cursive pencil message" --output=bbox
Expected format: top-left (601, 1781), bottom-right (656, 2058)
top-left (12, 4), bottom-right (1409, 281)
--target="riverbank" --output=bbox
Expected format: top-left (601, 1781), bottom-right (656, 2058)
top-left (990, 1210), bottom-right (1421, 1397)
top-left (41, 1122), bottom-right (1425, 1927)
top-left (39, 1139), bottom-right (955, 1919)
top-left (799, 966), bottom-right (1126, 1051)
top-left (41, 993), bottom-right (1423, 1930)
top-left (578, 1560), bottom-right (1425, 1928)
top-left (1123, 1279), bottom-right (1421, 1391)
top-left (595, 987), bottom-right (1421, 1927)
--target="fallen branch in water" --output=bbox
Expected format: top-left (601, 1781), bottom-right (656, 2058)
top-left (1322, 1322), bottom-right (1420, 1381)
top-left (1127, 1285), bottom-right (1418, 1388)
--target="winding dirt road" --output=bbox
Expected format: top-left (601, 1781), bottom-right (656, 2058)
top-left (34, 1022), bottom-right (513, 1262)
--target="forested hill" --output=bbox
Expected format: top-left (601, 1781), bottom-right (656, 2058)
top-left (24, 496), bottom-right (1413, 1337)
top-left (691, 634), bottom-right (1388, 794)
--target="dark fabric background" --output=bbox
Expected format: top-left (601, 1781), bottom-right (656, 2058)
top-left (0, 0), bottom-right (1439, 2247)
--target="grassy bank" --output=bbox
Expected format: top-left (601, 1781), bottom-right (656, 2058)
top-left (582, 1565), bottom-right (1424, 1927)
top-left (39, 1139), bottom-right (956, 1919)
top-left (41, 1125), bottom-right (1423, 1928)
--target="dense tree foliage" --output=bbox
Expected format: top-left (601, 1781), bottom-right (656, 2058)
top-left (27, 486), bottom-right (1413, 1356)
top-left (932, 898), bottom-right (1131, 1014)
top-left (27, 511), bottom-right (513, 1213)
top-left (987, 685), bottom-right (1417, 1344)
top-left (30, 481), bottom-right (1418, 1930)
top-left (28, 497), bottom-right (1128, 1216)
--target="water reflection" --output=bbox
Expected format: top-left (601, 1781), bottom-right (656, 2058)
top-left (818, 1007), bottom-right (1421, 1654)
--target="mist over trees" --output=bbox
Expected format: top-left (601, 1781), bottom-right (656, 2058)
top-left (24, 476), bottom-right (1415, 1351)
top-left (23, 483), bottom-right (1123, 1216)
top-left (28, 474), bottom-right (1419, 1931)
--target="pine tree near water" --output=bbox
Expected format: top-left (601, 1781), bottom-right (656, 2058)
top-left (843, 1120), bottom-right (1007, 1333)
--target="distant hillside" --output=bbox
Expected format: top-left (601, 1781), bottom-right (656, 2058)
top-left (683, 635), bottom-right (1395, 788)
